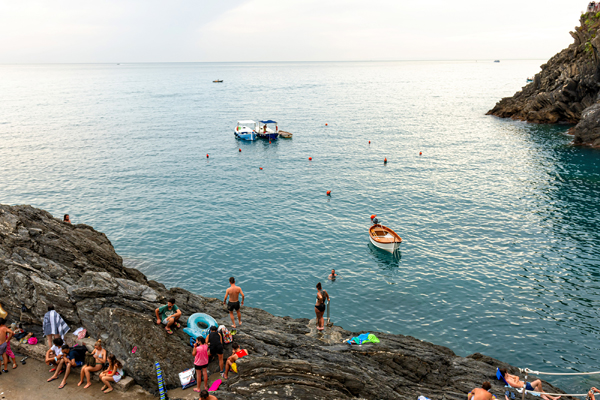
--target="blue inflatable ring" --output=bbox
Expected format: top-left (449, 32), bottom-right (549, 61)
top-left (183, 313), bottom-right (218, 339)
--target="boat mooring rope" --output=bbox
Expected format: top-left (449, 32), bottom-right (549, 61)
top-left (520, 368), bottom-right (600, 376)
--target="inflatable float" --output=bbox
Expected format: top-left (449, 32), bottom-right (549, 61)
top-left (183, 313), bottom-right (218, 339)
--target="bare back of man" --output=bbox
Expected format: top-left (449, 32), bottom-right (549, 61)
top-left (469, 388), bottom-right (494, 400)
top-left (223, 277), bottom-right (245, 328)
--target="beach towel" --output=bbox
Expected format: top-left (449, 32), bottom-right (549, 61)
top-left (346, 333), bottom-right (380, 345)
top-left (208, 379), bottom-right (222, 392)
top-left (43, 310), bottom-right (70, 337)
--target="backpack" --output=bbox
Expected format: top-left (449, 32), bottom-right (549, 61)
top-left (218, 326), bottom-right (233, 344)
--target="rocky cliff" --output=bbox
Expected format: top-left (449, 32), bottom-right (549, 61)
top-left (487, 11), bottom-right (600, 147)
top-left (0, 204), bottom-right (566, 399)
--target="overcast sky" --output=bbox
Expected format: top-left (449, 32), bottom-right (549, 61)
top-left (0, 0), bottom-right (586, 63)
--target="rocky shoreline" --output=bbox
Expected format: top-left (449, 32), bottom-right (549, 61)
top-left (0, 204), bottom-right (567, 399)
top-left (487, 12), bottom-right (600, 148)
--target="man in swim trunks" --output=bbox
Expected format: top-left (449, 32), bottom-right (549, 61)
top-left (0, 318), bottom-right (14, 373)
top-left (328, 269), bottom-right (338, 280)
top-left (499, 368), bottom-right (560, 400)
top-left (155, 298), bottom-right (182, 335)
top-left (468, 381), bottom-right (496, 400)
top-left (223, 277), bottom-right (244, 328)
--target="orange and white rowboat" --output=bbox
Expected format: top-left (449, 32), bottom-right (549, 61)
top-left (369, 224), bottom-right (402, 253)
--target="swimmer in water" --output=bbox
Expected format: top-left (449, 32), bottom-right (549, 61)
top-left (328, 269), bottom-right (338, 280)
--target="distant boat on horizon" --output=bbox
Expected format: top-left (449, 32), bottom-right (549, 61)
top-left (494, 60), bottom-right (500, 63)
top-left (213, 80), bottom-right (223, 83)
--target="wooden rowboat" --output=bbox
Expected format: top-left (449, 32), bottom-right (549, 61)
top-left (369, 224), bottom-right (402, 253)
top-left (278, 130), bottom-right (293, 138)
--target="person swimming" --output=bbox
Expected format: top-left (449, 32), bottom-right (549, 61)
top-left (328, 269), bottom-right (338, 280)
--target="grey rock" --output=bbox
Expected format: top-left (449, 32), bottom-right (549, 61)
top-left (0, 204), bottom-right (569, 399)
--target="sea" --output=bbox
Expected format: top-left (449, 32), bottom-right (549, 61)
top-left (1, 61), bottom-right (599, 392)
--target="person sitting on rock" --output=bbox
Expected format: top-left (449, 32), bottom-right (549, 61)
top-left (47, 344), bottom-right (86, 389)
top-left (45, 337), bottom-right (64, 371)
top-left (78, 339), bottom-right (107, 389)
top-left (154, 298), bottom-right (181, 335)
top-left (200, 389), bottom-right (218, 400)
top-left (222, 342), bottom-right (248, 380)
top-left (100, 354), bottom-right (124, 394)
top-left (499, 368), bottom-right (560, 400)
top-left (468, 381), bottom-right (496, 400)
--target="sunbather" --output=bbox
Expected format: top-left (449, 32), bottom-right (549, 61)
top-left (468, 382), bottom-right (496, 400)
top-left (100, 354), bottom-right (124, 394)
top-left (499, 368), bottom-right (560, 400)
top-left (78, 339), bottom-right (107, 388)
top-left (222, 343), bottom-right (247, 379)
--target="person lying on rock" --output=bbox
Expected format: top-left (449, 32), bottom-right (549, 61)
top-left (200, 389), bottom-right (218, 400)
top-left (468, 381), bottom-right (496, 400)
top-left (100, 354), bottom-right (124, 394)
top-left (222, 342), bottom-right (248, 380)
top-left (0, 318), bottom-right (14, 373)
top-left (45, 337), bottom-right (64, 371)
top-left (47, 344), bottom-right (86, 389)
top-left (155, 298), bottom-right (181, 335)
top-left (223, 277), bottom-right (244, 328)
top-left (499, 368), bottom-right (560, 400)
top-left (207, 325), bottom-right (224, 374)
top-left (78, 339), bottom-right (107, 389)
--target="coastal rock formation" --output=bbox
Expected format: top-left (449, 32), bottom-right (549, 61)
top-left (487, 12), bottom-right (600, 147)
top-left (0, 204), bottom-right (567, 399)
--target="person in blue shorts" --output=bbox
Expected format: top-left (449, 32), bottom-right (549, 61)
top-left (47, 344), bottom-right (86, 389)
top-left (499, 368), bottom-right (560, 400)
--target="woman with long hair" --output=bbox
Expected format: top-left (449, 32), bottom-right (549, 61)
top-left (100, 354), bottom-right (124, 393)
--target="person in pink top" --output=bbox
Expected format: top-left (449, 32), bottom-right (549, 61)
top-left (192, 336), bottom-right (209, 392)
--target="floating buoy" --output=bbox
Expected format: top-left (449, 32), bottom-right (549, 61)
top-left (326, 190), bottom-right (331, 196)
top-left (309, 157), bottom-right (312, 161)
top-left (269, 141), bottom-right (271, 144)
top-left (325, 123), bottom-right (328, 126)
top-left (369, 141), bottom-right (371, 144)
top-left (239, 149), bottom-right (241, 152)
top-left (384, 158), bottom-right (387, 164)
top-left (259, 167), bottom-right (263, 170)
top-left (206, 154), bottom-right (209, 158)
top-left (419, 151), bottom-right (422, 156)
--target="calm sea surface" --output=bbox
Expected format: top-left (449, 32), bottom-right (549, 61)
top-left (1, 61), bottom-right (600, 392)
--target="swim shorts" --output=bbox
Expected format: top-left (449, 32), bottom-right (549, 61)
top-left (194, 363), bottom-right (208, 370)
top-left (0, 342), bottom-right (6, 356)
top-left (228, 301), bottom-right (240, 312)
top-left (525, 382), bottom-right (535, 391)
top-left (209, 345), bottom-right (224, 355)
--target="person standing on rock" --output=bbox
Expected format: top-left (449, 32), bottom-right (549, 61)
top-left (468, 382), bottom-right (495, 400)
top-left (0, 318), bottom-right (14, 373)
top-left (314, 282), bottom-right (329, 331)
top-left (42, 305), bottom-right (70, 349)
top-left (154, 298), bottom-right (182, 335)
top-left (223, 277), bottom-right (244, 328)
top-left (193, 336), bottom-right (209, 392)
top-left (207, 325), bottom-right (224, 373)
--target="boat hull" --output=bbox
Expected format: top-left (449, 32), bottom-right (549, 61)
top-left (235, 131), bottom-right (257, 141)
top-left (369, 224), bottom-right (402, 253)
top-left (258, 132), bottom-right (278, 140)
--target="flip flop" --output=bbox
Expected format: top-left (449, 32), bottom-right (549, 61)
top-left (194, 388), bottom-right (202, 393)
top-left (2, 369), bottom-right (8, 373)
top-left (47, 377), bottom-right (59, 383)
top-left (103, 388), bottom-right (113, 393)
top-left (58, 382), bottom-right (67, 389)
top-left (131, 346), bottom-right (137, 354)
top-left (165, 328), bottom-right (173, 335)
top-left (175, 322), bottom-right (181, 329)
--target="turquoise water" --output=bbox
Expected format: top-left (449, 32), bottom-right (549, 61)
top-left (1, 61), bottom-right (600, 392)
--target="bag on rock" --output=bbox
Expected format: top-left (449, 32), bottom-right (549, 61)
top-left (218, 325), bottom-right (232, 344)
top-left (178, 368), bottom-right (196, 389)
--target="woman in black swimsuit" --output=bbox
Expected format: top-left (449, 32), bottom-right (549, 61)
top-left (314, 282), bottom-right (329, 331)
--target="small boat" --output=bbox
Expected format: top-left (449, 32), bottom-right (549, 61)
top-left (526, 77), bottom-right (533, 83)
top-left (234, 120), bottom-right (257, 141)
top-left (494, 60), bottom-right (500, 63)
top-left (213, 80), bottom-right (223, 83)
top-left (278, 130), bottom-right (293, 138)
top-left (369, 215), bottom-right (402, 253)
top-left (258, 120), bottom-right (279, 140)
